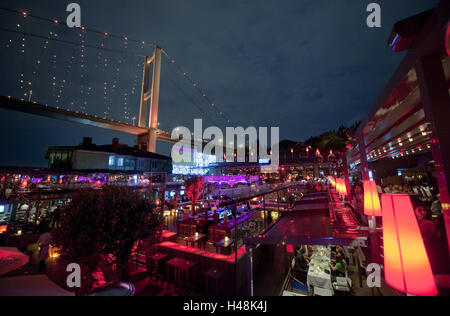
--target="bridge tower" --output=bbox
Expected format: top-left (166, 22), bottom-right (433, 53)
top-left (138, 46), bottom-right (162, 153)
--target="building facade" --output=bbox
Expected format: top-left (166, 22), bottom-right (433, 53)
top-left (45, 137), bottom-right (172, 173)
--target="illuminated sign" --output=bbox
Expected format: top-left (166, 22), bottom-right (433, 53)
top-left (172, 151), bottom-right (216, 175)
top-left (0, 205), bottom-right (4, 214)
top-left (172, 165), bottom-right (210, 176)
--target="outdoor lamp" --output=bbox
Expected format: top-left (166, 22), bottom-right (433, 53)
top-left (381, 194), bottom-right (438, 296)
top-left (363, 180), bottom-right (382, 217)
top-left (338, 179), bottom-right (347, 196)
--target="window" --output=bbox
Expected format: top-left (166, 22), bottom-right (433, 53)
top-left (117, 158), bottom-right (124, 167)
top-left (109, 156), bottom-right (116, 167)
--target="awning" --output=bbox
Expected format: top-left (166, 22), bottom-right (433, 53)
top-left (244, 209), bottom-right (367, 247)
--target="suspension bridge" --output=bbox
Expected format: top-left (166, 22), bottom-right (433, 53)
top-left (0, 7), bottom-right (234, 153)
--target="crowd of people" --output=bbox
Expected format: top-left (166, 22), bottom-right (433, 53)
top-left (293, 245), bottom-right (349, 277)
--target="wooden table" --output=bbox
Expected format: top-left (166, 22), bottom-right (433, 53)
top-left (161, 231), bottom-right (177, 242)
top-left (166, 257), bottom-right (197, 288)
top-left (214, 238), bottom-right (235, 255)
top-left (185, 233), bottom-right (207, 249)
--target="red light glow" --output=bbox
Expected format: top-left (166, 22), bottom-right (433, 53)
top-left (381, 194), bottom-right (438, 296)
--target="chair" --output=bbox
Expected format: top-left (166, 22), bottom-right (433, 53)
top-left (333, 276), bottom-right (351, 294)
top-left (147, 261), bottom-right (164, 288)
top-left (290, 258), bottom-right (307, 284)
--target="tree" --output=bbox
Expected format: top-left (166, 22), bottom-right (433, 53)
top-left (53, 185), bottom-right (162, 293)
top-left (184, 176), bottom-right (204, 215)
top-left (305, 121), bottom-right (361, 153)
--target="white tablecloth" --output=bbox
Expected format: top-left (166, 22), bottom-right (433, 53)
top-left (307, 246), bottom-right (333, 292)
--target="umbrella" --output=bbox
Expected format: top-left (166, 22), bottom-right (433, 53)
top-left (0, 247), bottom-right (29, 276)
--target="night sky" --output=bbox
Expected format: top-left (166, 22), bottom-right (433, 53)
top-left (0, 0), bottom-right (439, 167)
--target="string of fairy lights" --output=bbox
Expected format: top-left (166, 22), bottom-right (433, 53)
top-left (79, 27), bottom-right (87, 113)
top-left (0, 6), bottom-right (235, 127)
top-left (161, 48), bottom-right (234, 125)
top-left (129, 60), bottom-right (144, 125)
top-left (56, 45), bottom-right (77, 108)
top-left (122, 38), bottom-right (131, 122)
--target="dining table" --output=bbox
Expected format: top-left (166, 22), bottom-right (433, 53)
top-left (214, 238), bottom-right (235, 254)
top-left (307, 246), bottom-right (333, 294)
top-left (185, 233), bottom-right (207, 249)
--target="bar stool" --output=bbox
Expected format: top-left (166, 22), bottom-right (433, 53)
top-left (205, 268), bottom-right (224, 296)
top-left (149, 261), bottom-right (164, 288)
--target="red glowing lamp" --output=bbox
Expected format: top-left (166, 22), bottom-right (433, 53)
top-left (381, 194), bottom-right (438, 296)
top-left (329, 177), bottom-right (337, 189)
top-left (337, 178), bottom-right (347, 196)
top-left (446, 24), bottom-right (450, 57)
top-left (363, 180), bottom-right (381, 217)
top-left (0, 225), bottom-right (7, 234)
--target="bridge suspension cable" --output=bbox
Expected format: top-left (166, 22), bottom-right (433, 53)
top-left (161, 49), bottom-right (234, 125)
top-left (0, 5), bottom-right (238, 131)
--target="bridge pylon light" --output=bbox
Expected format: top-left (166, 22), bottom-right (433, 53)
top-left (138, 46), bottom-right (162, 153)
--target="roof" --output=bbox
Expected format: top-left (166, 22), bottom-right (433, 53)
top-left (46, 144), bottom-right (171, 161)
top-left (348, 2), bottom-right (450, 165)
